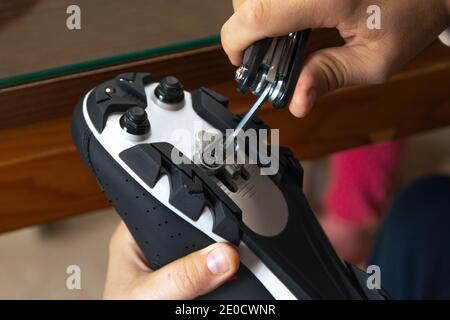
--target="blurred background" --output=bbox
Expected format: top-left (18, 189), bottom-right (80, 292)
top-left (0, 0), bottom-right (232, 80)
top-left (0, 0), bottom-right (449, 299)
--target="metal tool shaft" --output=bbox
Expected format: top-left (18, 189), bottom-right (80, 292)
top-left (226, 85), bottom-right (271, 149)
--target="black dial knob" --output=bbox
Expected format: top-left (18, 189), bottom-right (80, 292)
top-left (120, 107), bottom-right (150, 135)
top-left (154, 76), bottom-right (184, 104)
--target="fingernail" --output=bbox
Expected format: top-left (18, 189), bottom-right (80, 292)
top-left (206, 247), bottom-right (229, 275)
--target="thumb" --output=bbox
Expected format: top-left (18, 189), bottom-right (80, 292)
top-left (134, 243), bottom-right (240, 300)
top-left (289, 44), bottom-right (389, 118)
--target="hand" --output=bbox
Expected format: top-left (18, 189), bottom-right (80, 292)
top-left (103, 222), bottom-right (240, 299)
top-left (222, 0), bottom-right (450, 117)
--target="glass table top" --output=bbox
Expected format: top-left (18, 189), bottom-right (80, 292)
top-left (0, 0), bottom-right (233, 88)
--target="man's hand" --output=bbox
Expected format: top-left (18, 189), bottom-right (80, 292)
top-left (103, 222), bottom-right (240, 299)
top-left (222, 0), bottom-right (449, 117)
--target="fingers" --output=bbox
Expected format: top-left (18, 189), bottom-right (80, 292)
top-left (108, 222), bottom-right (150, 272)
top-left (221, 0), bottom-right (334, 65)
top-left (104, 223), bottom-right (240, 300)
top-left (289, 44), bottom-right (389, 117)
top-left (131, 243), bottom-right (240, 300)
top-left (103, 222), bottom-right (152, 299)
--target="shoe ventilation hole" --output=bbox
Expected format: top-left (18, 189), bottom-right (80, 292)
top-left (146, 207), bottom-right (156, 213)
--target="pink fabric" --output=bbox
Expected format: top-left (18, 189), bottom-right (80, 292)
top-left (325, 141), bottom-right (405, 226)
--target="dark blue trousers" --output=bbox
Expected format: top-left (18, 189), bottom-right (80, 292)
top-left (370, 175), bottom-right (450, 299)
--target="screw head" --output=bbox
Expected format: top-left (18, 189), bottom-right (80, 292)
top-left (105, 86), bottom-right (115, 94)
top-left (120, 107), bottom-right (150, 135)
top-left (154, 76), bottom-right (184, 104)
